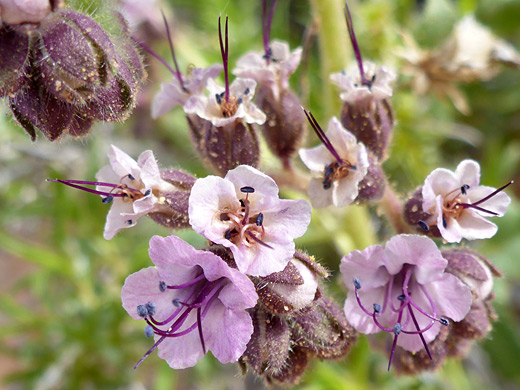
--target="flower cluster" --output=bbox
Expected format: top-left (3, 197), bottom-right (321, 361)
top-left (4, 0), bottom-right (516, 387)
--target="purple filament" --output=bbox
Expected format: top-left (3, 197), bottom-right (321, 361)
top-left (161, 10), bottom-right (185, 90)
top-left (134, 39), bottom-right (178, 77)
top-left (218, 16), bottom-right (230, 102)
top-left (387, 308), bottom-right (404, 371)
top-left (407, 303), bottom-right (433, 361)
top-left (47, 179), bottom-right (130, 198)
top-left (344, 2), bottom-right (369, 86)
top-left (166, 273), bottom-right (206, 290)
top-left (262, 0), bottom-right (279, 63)
top-left (246, 231), bottom-right (274, 249)
top-left (303, 109), bottom-right (344, 163)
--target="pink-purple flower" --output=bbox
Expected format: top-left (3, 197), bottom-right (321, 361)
top-left (233, 40), bottom-right (302, 100)
top-left (188, 165), bottom-right (311, 276)
top-left (340, 234), bottom-right (472, 369)
top-left (151, 64), bottom-right (223, 119)
top-left (421, 159), bottom-right (512, 243)
top-left (299, 115), bottom-right (369, 208)
top-left (95, 145), bottom-right (178, 239)
top-left (122, 235), bottom-right (258, 369)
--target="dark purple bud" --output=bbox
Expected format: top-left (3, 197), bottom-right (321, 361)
top-left (265, 346), bottom-right (310, 386)
top-left (353, 277), bottom-right (361, 289)
top-left (355, 153), bottom-right (386, 203)
top-left (186, 117), bottom-right (260, 176)
top-left (260, 260), bottom-right (304, 286)
top-left (144, 325), bottom-right (154, 338)
top-left (255, 86), bottom-right (306, 169)
top-left (0, 27), bottom-right (31, 98)
top-left (161, 169), bottom-right (196, 190)
top-left (340, 97), bottom-right (394, 161)
top-left (293, 251), bottom-right (329, 278)
top-left (403, 188), bottom-right (441, 238)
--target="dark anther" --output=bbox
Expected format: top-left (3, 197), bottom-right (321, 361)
top-left (144, 189), bottom-right (151, 197)
top-left (373, 303), bottom-right (382, 314)
top-left (137, 304), bottom-right (148, 318)
top-left (256, 213), bottom-right (264, 226)
top-left (220, 91), bottom-right (225, 98)
top-left (237, 98), bottom-right (243, 104)
top-left (172, 298), bottom-right (181, 307)
top-left (323, 182), bottom-right (332, 190)
top-left (353, 277), bottom-right (361, 289)
top-left (159, 281), bottom-right (167, 292)
top-left (102, 195), bottom-right (114, 204)
top-left (128, 174), bottom-right (135, 181)
top-left (126, 219), bottom-right (133, 225)
top-left (239, 199), bottom-right (245, 208)
top-left (461, 184), bottom-right (470, 195)
top-left (240, 186), bottom-right (255, 193)
top-left (371, 74), bottom-right (376, 83)
top-left (215, 93), bottom-right (222, 104)
top-left (442, 216), bottom-right (448, 229)
top-left (325, 166), bottom-right (334, 176)
top-left (418, 220), bottom-right (429, 232)
top-left (144, 325), bottom-right (154, 338)
top-left (393, 323), bottom-right (402, 335)
top-left (354, 83), bottom-right (358, 87)
top-left (440, 318), bottom-right (449, 326)
top-left (145, 302), bottom-right (156, 316)
top-left (244, 88), bottom-right (250, 95)
top-left (397, 294), bottom-right (406, 302)
top-left (224, 230), bottom-right (232, 240)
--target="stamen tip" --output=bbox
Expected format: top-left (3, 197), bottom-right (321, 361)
top-left (159, 281), bottom-right (167, 292)
top-left (393, 323), bottom-right (402, 335)
top-left (440, 317), bottom-right (449, 326)
top-left (144, 325), bottom-right (154, 338)
top-left (373, 303), bottom-right (382, 314)
top-left (240, 186), bottom-right (255, 193)
top-left (353, 277), bottom-right (361, 289)
top-left (145, 301), bottom-right (156, 316)
top-left (418, 220), bottom-right (429, 232)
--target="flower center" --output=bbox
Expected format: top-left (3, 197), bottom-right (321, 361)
top-left (419, 181), bottom-right (513, 232)
top-left (134, 269), bottom-right (227, 368)
top-left (322, 160), bottom-right (357, 190)
top-left (352, 265), bottom-right (449, 371)
top-left (219, 186), bottom-right (272, 249)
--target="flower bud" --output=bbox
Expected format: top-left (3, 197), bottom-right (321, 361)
top-left (255, 85), bottom-right (306, 168)
top-left (403, 187), bottom-right (441, 237)
top-left (252, 254), bottom-right (320, 314)
top-left (0, 27), bottom-right (31, 98)
top-left (355, 153), bottom-right (386, 203)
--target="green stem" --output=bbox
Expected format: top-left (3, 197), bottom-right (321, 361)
top-left (309, 0), bottom-right (350, 118)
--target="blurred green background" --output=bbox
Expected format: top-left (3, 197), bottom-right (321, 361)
top-left (1, 0), bottom-right (520, 389)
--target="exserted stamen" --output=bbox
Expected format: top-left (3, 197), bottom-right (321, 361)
top-left (407, 303), bottom-right (433, 361)
top-left (303, 108), bottom-right (344, 163)
top-left (388, 306), bottom-right (405, 371)
top-left (344, 2), bottom-right (369, 86)
top-left (161, 10), bottom-right (186, 91)
top-left (47, 179), bottom-right (144, 201)
top-left (135, 277), bottom-right (226, 368)
top-left (456, 180), bottom-right (514, 215)
top-left (218, 16), bottom-right (230, 102)
top-left (262, 0), bottom-right (279, 64)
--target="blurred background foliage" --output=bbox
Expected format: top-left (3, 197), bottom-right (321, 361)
top-left (1, 0), bottom-right (520, 389)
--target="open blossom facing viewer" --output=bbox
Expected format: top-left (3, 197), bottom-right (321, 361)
top-left (189, 165), bottom-right (311, 276)
top-left (299, 114), bottom-right (369, 208)
top-left (420, 159), bottom-right (512, 243)
top-left (122, 235), bottom-right (257, 369)
top-left (341, 234), bottom-right (473, 370)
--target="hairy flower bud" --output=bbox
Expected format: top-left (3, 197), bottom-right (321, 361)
top-left (1, 7), bottom-right (145, 141)
top-left (403, 187), bottom-right (441, 237)
top-left (255, 85), bottom-right (306, 169)
top-left (355, 153), bottom-right (386, 203)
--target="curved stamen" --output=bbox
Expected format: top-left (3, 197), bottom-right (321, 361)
top-left (388, 307), bottom-right (404, 371)
top-left (161, 10), bottom-right (186, 91)
top-left (218, 16), bottom-right (230, 102)
top-left (166, 273), bottom-right (206, 290)
top-left (303, 109), bottom-right (344, 163)
top-left (47, 179), bottom-right (131, 198)
top-left (353, 283), bottom-right (376, 316)
top-left (344, 2), bottom-right (368, 86)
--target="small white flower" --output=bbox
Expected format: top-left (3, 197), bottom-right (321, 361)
top-left (299, 117), bottom-right (369, 208)
top-left (184, 78), bottom-right (266, 128)
top-left (421, 159), bottom-right (511, 243)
